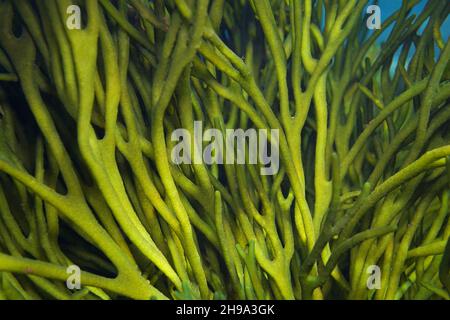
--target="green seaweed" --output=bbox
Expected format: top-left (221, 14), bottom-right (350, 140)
top-left (0, 0), bottom-right (448, 300)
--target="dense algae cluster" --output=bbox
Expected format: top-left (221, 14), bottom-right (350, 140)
top-left (0, 0), bottom-right (449, 300)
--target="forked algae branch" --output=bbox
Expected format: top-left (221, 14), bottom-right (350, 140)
top-left (0, 0), bottom-right (449, 300)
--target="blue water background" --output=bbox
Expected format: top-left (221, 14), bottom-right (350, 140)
top-left (377, 0), bottom-right (449, 42)
top-left (371, 0), bottom-right (449, 71)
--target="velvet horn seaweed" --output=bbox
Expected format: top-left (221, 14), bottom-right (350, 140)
top-left (0, 0), bottom-right (449, 300)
